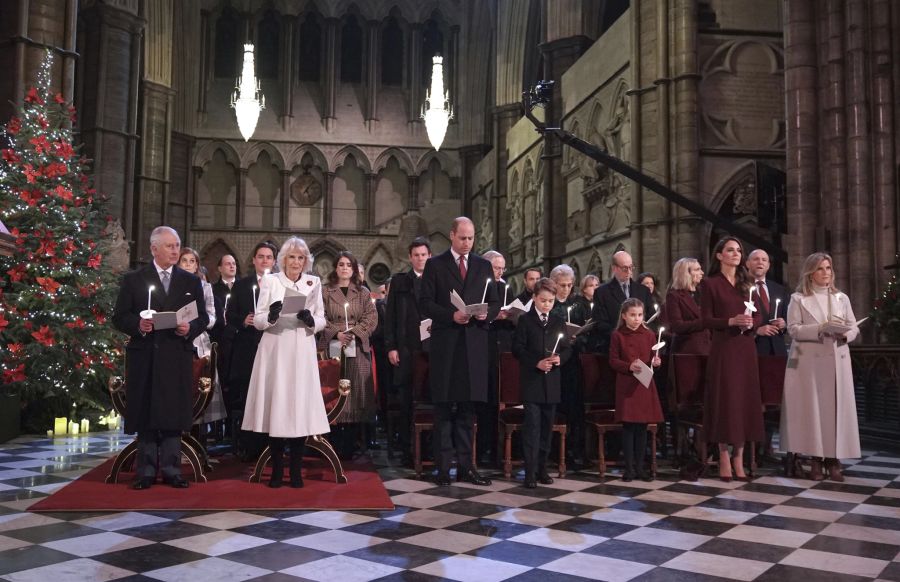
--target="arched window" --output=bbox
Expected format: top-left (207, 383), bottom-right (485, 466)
top-left (214, 8), bottom-right (239, 79)
top-left (421, 18), bottom-right (443, 86)
top-left (257, 10), bottom-right (280, 79)
top-left (341, 15), bottom-right (363, 83)
top-left (381, 15), bottom-right (403, 86)
top-left (298, 12), bottom-right (322, 82)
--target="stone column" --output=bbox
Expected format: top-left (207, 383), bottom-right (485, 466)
top-left (365, 173), bottom-right (378, 230)
top-left (459, 144), bottom-right (490, 233)
top-left (324, 171), bottom-right (335, 230)
top-left (672, 0), bottom-right (701, 261)
top-left (77, 2), bottom-right (144, 256)
top-left (198, 10), bottom-right (212, 118)
top-left (408, 23), bottom-right (422, 123)
top-left (870, 0), bottom-right (896, 280)
top-left (236, 168), bottom-right (247, 228)
top-left (280, 17), bottom-right (295, 127)
top-left (322, 18), bottom-right (338, 131)
top-left (365, 19), bottom-right (379, 130)
top-left (844, 0), bottom-right (873, 315)
top-left (784, 0), bottom-right (820, 284)
top-left (492, 105), bottom-right (521, 251)
top-left (191, 166), bottom-right (203, 228)
top-left (280, 170), bottom-right (291, 228)
top-left (540, 35), bottom-right (591, 272)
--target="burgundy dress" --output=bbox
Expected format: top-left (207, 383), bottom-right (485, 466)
top-left (609, 326), bottom-right (664, 424)
top-left (700, 273), bottom-right (765, 443)
top-left (663, 289), bottom-right (711, 355)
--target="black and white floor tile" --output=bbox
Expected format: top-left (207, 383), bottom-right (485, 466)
top-left (2, 432), bottom-right (900, 581)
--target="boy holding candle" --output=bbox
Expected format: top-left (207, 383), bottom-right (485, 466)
top-left (608, 298), bottom-right (663, 482)
top-left (513, 278), bottom-right (572, 488)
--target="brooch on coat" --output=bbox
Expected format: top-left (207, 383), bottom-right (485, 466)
top-left (307, 280), bottom-right (313, 286)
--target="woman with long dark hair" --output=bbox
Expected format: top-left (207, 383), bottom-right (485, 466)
top-left (700, 237), bottom-right (765, 481)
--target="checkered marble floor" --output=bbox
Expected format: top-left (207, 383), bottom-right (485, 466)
top-left (2, 433), bottom-right (900, 582)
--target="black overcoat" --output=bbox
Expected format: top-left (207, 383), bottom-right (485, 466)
top-left (113, 264), bottom-right (208, 433)
top-left (754, 279), bottom-right (791, 356)
top-left (512, 308), bottom-right (572, 403)
top-left (225, 275), bottom-right (263, 385)
top-left (384, 269), bottom-right (427, 386)
top-left (419, 251), bottom-right (501, 403)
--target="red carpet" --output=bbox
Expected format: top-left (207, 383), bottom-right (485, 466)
top-left (30, 455), bottom-right (395, 512)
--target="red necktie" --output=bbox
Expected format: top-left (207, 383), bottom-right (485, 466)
top-left (458, 255), bottom-right (467, 280)
top-left (756, 281), bottom-right (770, 314)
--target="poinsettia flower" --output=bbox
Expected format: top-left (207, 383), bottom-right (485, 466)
top-left (7, 116), bottom-right (21, 134)
top-left (36, 237), bottom-right (57, 256)
top-left (23, 164), bottom-right (38, 183)
top-left (65, 318), bottom-right (85, 329)
top-left (43, 162), bottom-right (67, 178)
top-left (31, 326), bottom-right (54, 347)
top-left (29, 136), bottom-right (50, 154)
top-left (87, 254), bottom-right (102, 268)
top-left (36, 277), bottom-right (61, 294)
top-left (53, 141), bottom-right (74, 159)
top-left (54, 92), bottom-right (66, 104)
top-left (62, 240), bottom-right (76, 255)
top-left (6, 343), bottom-right (24, 356)
top-left (18, 189), bottom-right (41, 207)
top-left (1, 149), bottom-right (20, 164)
top-left (2, 364), bottom-right (25, 384)
top-left (0, 312), bottom-right (8, 331)
top-left (24, 87), bottom-right (43, 104)
top-left (53, 185), bottom-right (73, 200)
top-left (6, 264), bottom-right (26, 282)
top-left (36, 115), bottom-right (49, 129)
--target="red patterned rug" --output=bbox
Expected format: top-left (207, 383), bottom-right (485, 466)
top-left (30, 455), bottom-right (394, 512)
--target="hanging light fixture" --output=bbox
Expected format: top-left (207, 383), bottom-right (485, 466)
top-left (231, 43), bottom-right (265, 141)
top-left (422, 55), bottom-right (452, 151)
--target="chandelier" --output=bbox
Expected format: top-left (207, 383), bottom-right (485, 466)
top-left (231, 43), bottom-right (265, 142)
top-left (422, 55), bottom-right (452, 151)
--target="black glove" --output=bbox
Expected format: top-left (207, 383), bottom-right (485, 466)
top-left (297, 309), bottom-right (315, 327)
top-left (267, 300), bottom-right (283, 324)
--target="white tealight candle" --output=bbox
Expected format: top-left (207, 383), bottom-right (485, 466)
top-left (481, 278), bottom-right (490, 304)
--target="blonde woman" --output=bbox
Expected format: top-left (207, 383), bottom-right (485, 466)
top-left (779, 252), bottom-right (859, 482)
top-left (663, 258), bottom-right (710, 355)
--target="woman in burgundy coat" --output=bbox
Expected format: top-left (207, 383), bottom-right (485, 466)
top-left (609, 298), bottom-right (663, 481)
top-left (664, 258), bottom-right (711, 355)
top-left (700, 237), bottom-right (765, 481)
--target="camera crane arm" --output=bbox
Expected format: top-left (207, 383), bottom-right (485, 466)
top-left (521, 83), bottom-right (787, 262)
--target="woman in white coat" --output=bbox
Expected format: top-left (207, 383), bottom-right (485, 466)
top-left (780, 252), bottom-right (859, 482)
top-left (242, 237), bottom-right (330, 488)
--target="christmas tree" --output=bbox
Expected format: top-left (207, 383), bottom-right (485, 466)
top-left (872, 254), bottom-right (900, 344)
top-left (0, 50), bottom-right (123, 430)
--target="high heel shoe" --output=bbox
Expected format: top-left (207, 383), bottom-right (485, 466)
top-left (718, 453), bottom-right (732, 482)
top-left (732, 456), bottom-right (750, 482)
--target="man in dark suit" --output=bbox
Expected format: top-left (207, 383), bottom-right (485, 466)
top-left (481, 250), bottom-right (513, 466)
top-left (746, 250), bottom-right (789, 356)
top-left (516, 267), bottom-right (543, 304)
top-left (209, 254), bottom-right (238, 439)
top-left (225, 241), bottom-right (277, 459)
top-left (589, 251), bottom-right (656, 354)
top-left (420, 218), bottom-right (500, 486)
top-left (113, 226), bottom-right (209, 489)
top-left (746, 249), bottom-right (790, 462)
top-left (385, 238), bottom-right (432, 464)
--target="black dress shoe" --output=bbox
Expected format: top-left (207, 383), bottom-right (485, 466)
top-left (523, 479), bottom-right (537, 489)
top-left (457, 468), bottom-right (492, 486)
top-left (162, 475), bottom-right (190, 488)
top-left (132, 477), bottom-right (154, 490)
top-left (638, 470), bottom-right (653, 482)
top-left (434, 472), bottom-right (452, 487)
top-left (538, 473), bottom-right (555, 485)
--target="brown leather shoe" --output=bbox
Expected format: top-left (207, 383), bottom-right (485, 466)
top-left (825, 458), bottom-right (844, 482)
top-left (807, 458), bottom-right (825, 481)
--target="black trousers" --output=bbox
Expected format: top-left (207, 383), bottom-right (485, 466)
top-left (136, 430), bottom-right (182, 479)
top-left (433, 401), bottom-right (476, 475)
top-left (522, 402), bottom-right (555, 478)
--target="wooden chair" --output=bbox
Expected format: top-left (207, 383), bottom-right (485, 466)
top-left (581, 353), bottom-right (658, 479)
top-left (411, 352), bottom-right (478, 478)
top-left (497, 352), bottom-right (567, 480)
top-left (249, 356), bottom-right (352, 484)
top-left (105, 344), bottom-right (218, 484)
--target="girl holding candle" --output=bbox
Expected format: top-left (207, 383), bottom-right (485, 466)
top-left (700, 237), bottom-right (765, 482)
top-left (318, 251), bottom-right (378, 458)
top-left (779, 253), bottom-right (859, 482)
top-left (243, 237), bottom-right (328, 488)
top-left (512, 278), bottom-right (571, 488)
top-left (609, 298), bottom-right (663, 481)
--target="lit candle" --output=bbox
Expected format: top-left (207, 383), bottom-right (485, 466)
top-left (68, 420), bottom-right (79, 435)
top-left (654, 326), bottom-right (666, 361)
top-left (657, 326), bottom-right (664, 347)
top-left (774, 298), bottom-right (781, 319)
top-left (46, 429), bottom-right (53, 438)
top-left (80, 419), bottom-right (89, 434)
top-left (54, 417), bottom-right (68, 435)
top-left (590, 302), bottom-right (594, 312)
top-left (567, 306), bottom-right (572, 323)
top-left (252, 285), bottom-right (258, 311)
top-left (147, 285), bottom-right (154, 312)
top-left (503, 285), bottom-right (509, 306)
top-left (344, 302), bottom-right (350, 331)
top-left (481, 278), bottom-right (491, 304)
top-left (551, 332), bottom-right (563, 355)
top-left (224, 293), bottom-right (231, 324)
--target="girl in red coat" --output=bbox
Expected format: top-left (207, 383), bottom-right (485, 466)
top-left (609, 298), bottom-right (663, 481)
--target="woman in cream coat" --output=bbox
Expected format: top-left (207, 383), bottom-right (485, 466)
top-left (779, 252), bottom-right (859, 482)
top-left (243, 237), bottom-right (330, 488)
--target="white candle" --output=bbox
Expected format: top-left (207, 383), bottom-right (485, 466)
top-left (567, 306), bottom-right (572, 323)
top-left (654, 326), bottom-right (666, 360)
top-left (481, 278), bottom-right (490, 304)
top-left (656, 326), bottom-right (664, 346)
top-left (252, 285), bottom-right (258, 311)
top-left (344, 302), bottom-right (350, 331)
top-left (147, 285), bottom-right (154, 312)
top-left (503, 285), bottom-right (509, 306)
top-left (590, 302), bottom-right (594, 312)
top-left (551, 332), bottom-right (563, 355)
top-left (224, 293), bottom-right (230, 313)
top-left (774, 298), bottom-right (781, 319)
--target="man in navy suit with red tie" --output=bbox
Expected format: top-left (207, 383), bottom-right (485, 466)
top-left (420, 217), bottom-right (500, 486)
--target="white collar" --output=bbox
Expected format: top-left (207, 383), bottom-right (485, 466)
top-left (450, 249), bottom-right (467, 264)
top-left (153, 261), bottom-right (172, 276)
